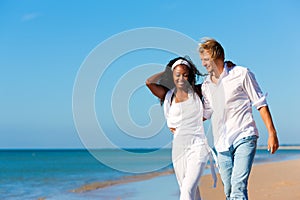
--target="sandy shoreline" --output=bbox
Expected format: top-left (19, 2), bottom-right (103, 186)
top-left (71, 169), bottom-right (175, 193)
top-left (71, 159), bottom-right (300, 199)
top-left (200, 159), bottom-right (300, 200)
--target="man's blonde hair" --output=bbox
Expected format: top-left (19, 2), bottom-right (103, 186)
top-left (198, 38), bottom-right (225, 61)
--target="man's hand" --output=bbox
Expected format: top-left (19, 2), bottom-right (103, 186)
top-left (268, 134), bottom-right (279, 154)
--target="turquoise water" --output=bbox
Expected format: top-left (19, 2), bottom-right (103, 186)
top-left (0, 148), bottom-right (299, 200)
top-left (0, 149), bottom-right (172, 200)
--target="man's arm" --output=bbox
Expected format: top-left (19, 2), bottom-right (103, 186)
top-left (258, 106), bottom-right (279, 154)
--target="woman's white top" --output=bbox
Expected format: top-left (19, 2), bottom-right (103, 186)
top-left (163, 88), bottom-right (217, 187)
top-left (164, 88), bottom-right (207, 147)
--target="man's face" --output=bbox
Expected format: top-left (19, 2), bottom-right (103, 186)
top-left (200, 50), bottom-right (215, 74)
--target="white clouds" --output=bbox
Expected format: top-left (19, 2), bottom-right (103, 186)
top-left (21, 12), bottom-right (40, 22)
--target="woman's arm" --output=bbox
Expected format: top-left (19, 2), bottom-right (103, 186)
top-left (145, 72), bottom-right (168, 100)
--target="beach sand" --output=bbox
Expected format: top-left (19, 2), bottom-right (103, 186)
top-left (72, 159), bottom-right (300, 199)
top-left (200, 159), bottom-right (300, 200)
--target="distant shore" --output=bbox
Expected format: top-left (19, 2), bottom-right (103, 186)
top-left (257, 145), bottom-right (300, 150)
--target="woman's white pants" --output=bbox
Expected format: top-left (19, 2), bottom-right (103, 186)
top-left (172, 143), bottom-right (209, 200)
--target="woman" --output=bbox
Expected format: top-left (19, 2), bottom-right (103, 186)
top-left (146, 56), bottom-right (212, 200)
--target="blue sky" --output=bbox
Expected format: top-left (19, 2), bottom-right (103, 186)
top-left (1, 0), bottom-right (299, 149)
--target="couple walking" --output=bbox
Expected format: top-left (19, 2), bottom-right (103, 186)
top-left (145, 38), bottom-right (279, 200)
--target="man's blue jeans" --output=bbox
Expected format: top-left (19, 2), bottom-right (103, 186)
top-left (217, 135), bottom-right (258, 200)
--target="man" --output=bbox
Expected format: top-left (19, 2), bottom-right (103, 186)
top-left (199, 38), bottom-right (279, 200)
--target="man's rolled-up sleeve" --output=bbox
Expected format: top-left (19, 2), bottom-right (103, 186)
top-left (243, 69), bottom-right (268, 110)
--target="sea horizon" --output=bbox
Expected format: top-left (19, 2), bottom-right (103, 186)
top-left (1, 143), bottom-right (300, 150)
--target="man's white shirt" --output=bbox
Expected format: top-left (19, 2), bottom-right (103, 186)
top-left (202, 64), bottom-right (267, 152)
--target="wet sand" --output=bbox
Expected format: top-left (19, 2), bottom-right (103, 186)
top-left (71, 169), bottom-right (174, 193)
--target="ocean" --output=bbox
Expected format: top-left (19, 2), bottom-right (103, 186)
top-left (0, 148), bottom-right (300, 200)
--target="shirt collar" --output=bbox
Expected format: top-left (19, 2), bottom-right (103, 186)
top-left (204, 62), bottom-right (228, 84)
top-left (220, 62), bottom-right (229, 79)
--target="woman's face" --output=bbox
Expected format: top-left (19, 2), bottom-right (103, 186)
top-left (172, 64), bottom-right (190, 89)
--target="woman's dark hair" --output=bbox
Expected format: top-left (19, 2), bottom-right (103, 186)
top-left (158, 56), bottom-right (205, 104)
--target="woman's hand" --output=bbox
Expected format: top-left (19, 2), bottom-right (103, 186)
top-left (169, 127), bottom-right (176, 134)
